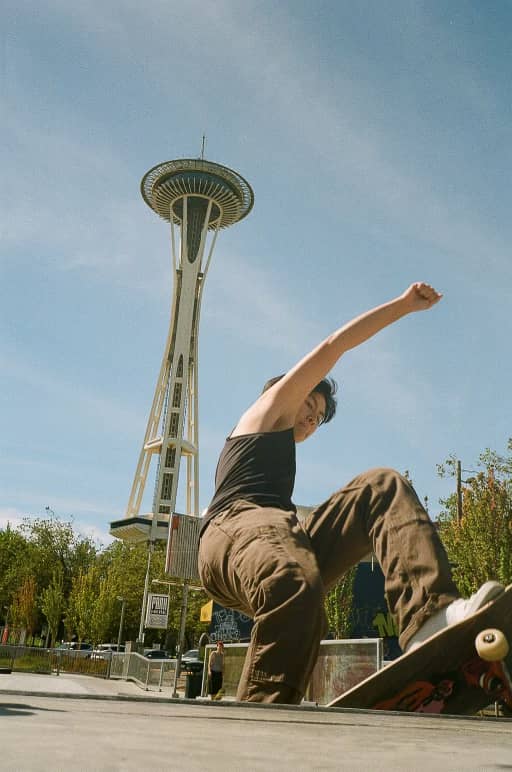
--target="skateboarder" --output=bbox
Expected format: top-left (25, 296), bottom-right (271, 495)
top-left (198, 282), bottom-right (503, 704)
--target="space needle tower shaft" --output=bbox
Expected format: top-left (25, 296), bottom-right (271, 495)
top-left (125, 158), bottom-right (253, 571)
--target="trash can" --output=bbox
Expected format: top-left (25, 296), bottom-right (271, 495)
top-left (185, 670), bottom-right (203, 699)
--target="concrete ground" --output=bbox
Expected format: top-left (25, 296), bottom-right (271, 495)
top-left (1, 672), bottom-right (512, 771)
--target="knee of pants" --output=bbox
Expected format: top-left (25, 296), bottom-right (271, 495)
top-left (363, 467), bottom-right (406, 487)
top-left (361, 467), bottom-right (420, 505)
top-left (255, 566), bottom-right (326, 627)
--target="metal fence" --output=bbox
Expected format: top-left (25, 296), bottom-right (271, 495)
top-left (110, 652), bottom-right (179, 691)
top-left (1, 639), bottom-right (383, 703)
top-left (0, 645), bottom-right (110, 678)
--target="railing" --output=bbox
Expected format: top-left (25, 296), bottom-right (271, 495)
top-left (108, 640), bottom-right (382, 702)
top-left (0, 645), bottom-right (110, 678)
top-left (1, 639), bottom-right (383, 702)
top-left (110, 652), bottom-right (179, 691)
top-left (109, 651), bottom-right (126, 679)
top-left (0, 644), bottom-right (53, 674)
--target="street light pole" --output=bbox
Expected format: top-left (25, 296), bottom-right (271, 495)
top-left (2, 606), bottom-right (9, 645)
top-left (116, 597), bottom-right (126, 651)
top-left (456, 459), bottom-right (463, 523)
top-left (138, 541), bottom-right (154, 645)
top-left (173, 583), bottom-right (189, 698)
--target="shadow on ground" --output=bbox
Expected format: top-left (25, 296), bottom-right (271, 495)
top-left (0, 701), bottom-right (66, 717)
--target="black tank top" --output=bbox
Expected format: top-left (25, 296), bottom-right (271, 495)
top-left (201, 428), bottom-right (296, 534)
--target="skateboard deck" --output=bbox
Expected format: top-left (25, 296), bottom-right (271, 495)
top-left (329, 584), bottom-right (512, 715)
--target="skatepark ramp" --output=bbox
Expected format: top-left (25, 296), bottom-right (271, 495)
top-left (202, 638), bottom-right (384, 704)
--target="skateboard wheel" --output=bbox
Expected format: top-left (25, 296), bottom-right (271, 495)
top-left (475, 629), bottom-right (509, 661)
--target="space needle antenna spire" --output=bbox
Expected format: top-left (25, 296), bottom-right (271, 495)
top-left (113, 156), bottom-right (254, 576)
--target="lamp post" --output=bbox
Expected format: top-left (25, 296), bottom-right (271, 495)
top-left (116, 597), bottom-right (126, 652)
top-left (2, 605), bottom-right (9, 645)
top-left (137, 542), bottom-right (154, 645)
top-left (455, 460), bottom-right (476, 523)
top-left (456, 460), bottom-right (463, 523)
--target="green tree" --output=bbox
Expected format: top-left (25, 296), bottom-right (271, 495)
top-left (10, 575), bottom-right (38, 641)
top-left (1, 514), bottom-right (211, 649)
top-left (0, 514), bottom-right (98, 639)
top-left (97, 540), bottom-right (209, 649)
top-left (90, 574), bottom-right (118, 645)
top-left (20, 515), bottom-right (97, 598)
top-left (40, 567), bottom-right (66, 647)
top-left (438, 441), bottom-right (512, 595)
top-left (66, 567), bottom-right (100, 642)
top-left (0, 525), bottom-right (30, 623)
top-left (324, 568), bottom-right (357, 638)
top-left (96, 541), bottom-right (152, 643)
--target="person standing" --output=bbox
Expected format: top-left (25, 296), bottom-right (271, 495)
top-left (208, 641), bottom-right (225, 699)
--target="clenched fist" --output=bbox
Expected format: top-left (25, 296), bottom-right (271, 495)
top-left (400, 282), bottom-right (443, 312)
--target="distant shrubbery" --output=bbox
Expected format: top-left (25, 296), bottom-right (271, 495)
top-left (0, 515), bottom-right (209, 651)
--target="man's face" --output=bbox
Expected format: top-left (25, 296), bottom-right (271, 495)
top-left (293, 391), bottom-right (326, 443)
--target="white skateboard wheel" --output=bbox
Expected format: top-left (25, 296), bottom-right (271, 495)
top-left (475, 628), bottom-right (509, 661)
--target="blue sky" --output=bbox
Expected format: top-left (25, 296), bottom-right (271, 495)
top-left (2, 0), bottom-right (511, 546)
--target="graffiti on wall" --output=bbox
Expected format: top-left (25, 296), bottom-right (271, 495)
top-left (209, 603), bottom-right (253, 643)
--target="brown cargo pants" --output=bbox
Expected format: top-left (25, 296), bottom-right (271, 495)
top-left (197, 467), bottom-right (459, 704)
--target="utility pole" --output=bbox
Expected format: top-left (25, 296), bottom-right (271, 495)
top-left (116, 596), bottom-right (126, 651)
top-left (172, 583), bottom-right (189, 698)
top-left (456, 459), bottom-right (463, 523)
top-left (138, 542), bottom-right (154, 644)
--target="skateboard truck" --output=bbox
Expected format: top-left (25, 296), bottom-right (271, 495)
top-left (461, 628), bottom-right (512, 712)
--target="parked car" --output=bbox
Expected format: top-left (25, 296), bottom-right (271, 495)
top-left (90, 643), bottom-right (125, 660)
top-left (144, 649), bottom-right (171, 660)
top-left (55, 642), bottom-right (93, 658)
top-left (180, 648), bottom-right (204, 674)
top-left (182, 648), bottom-right (199, 661)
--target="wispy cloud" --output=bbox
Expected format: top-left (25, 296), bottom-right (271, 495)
top-left (1, 490), bottom-right (118, 519)
top-left (73, 522), bottom-right (114, 547)
top-left (204, 248), bottom-right (323, 356)
top-left (0, 505), bottom-right (113, 547)
top-left (2, 124), bottom-right (164, 290)
top-left (0, 507), bottom-right (26, 530)
top-left (0, 347), bottom-right (145, 438)
top-left (5, 0), bottom-right (509, 294)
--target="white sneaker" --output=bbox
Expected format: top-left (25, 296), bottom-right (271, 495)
top-left (405, 581), bottom-right (505, 653)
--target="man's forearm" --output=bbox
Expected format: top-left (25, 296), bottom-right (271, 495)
top-left (327, 295), bottom-right (409, 355)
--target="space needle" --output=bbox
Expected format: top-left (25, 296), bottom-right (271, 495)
top-left (110, 155), bottom-right (254, 586)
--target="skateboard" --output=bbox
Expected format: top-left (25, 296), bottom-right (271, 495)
top-left (328, 584), bottom-right (512, 716)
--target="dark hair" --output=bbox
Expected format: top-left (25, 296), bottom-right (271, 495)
top-left (262, 374), bottom-right (338, 424)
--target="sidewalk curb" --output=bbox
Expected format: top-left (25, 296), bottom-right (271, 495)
top-left (2, 686), bottom-right (510, 724)
top-left (0, 688), bottom-right (187, 704)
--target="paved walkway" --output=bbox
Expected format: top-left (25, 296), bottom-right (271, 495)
top-left (2, 672), bottom-right (512, 770)
top-left (0, 670), bottom-right (184, 700)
